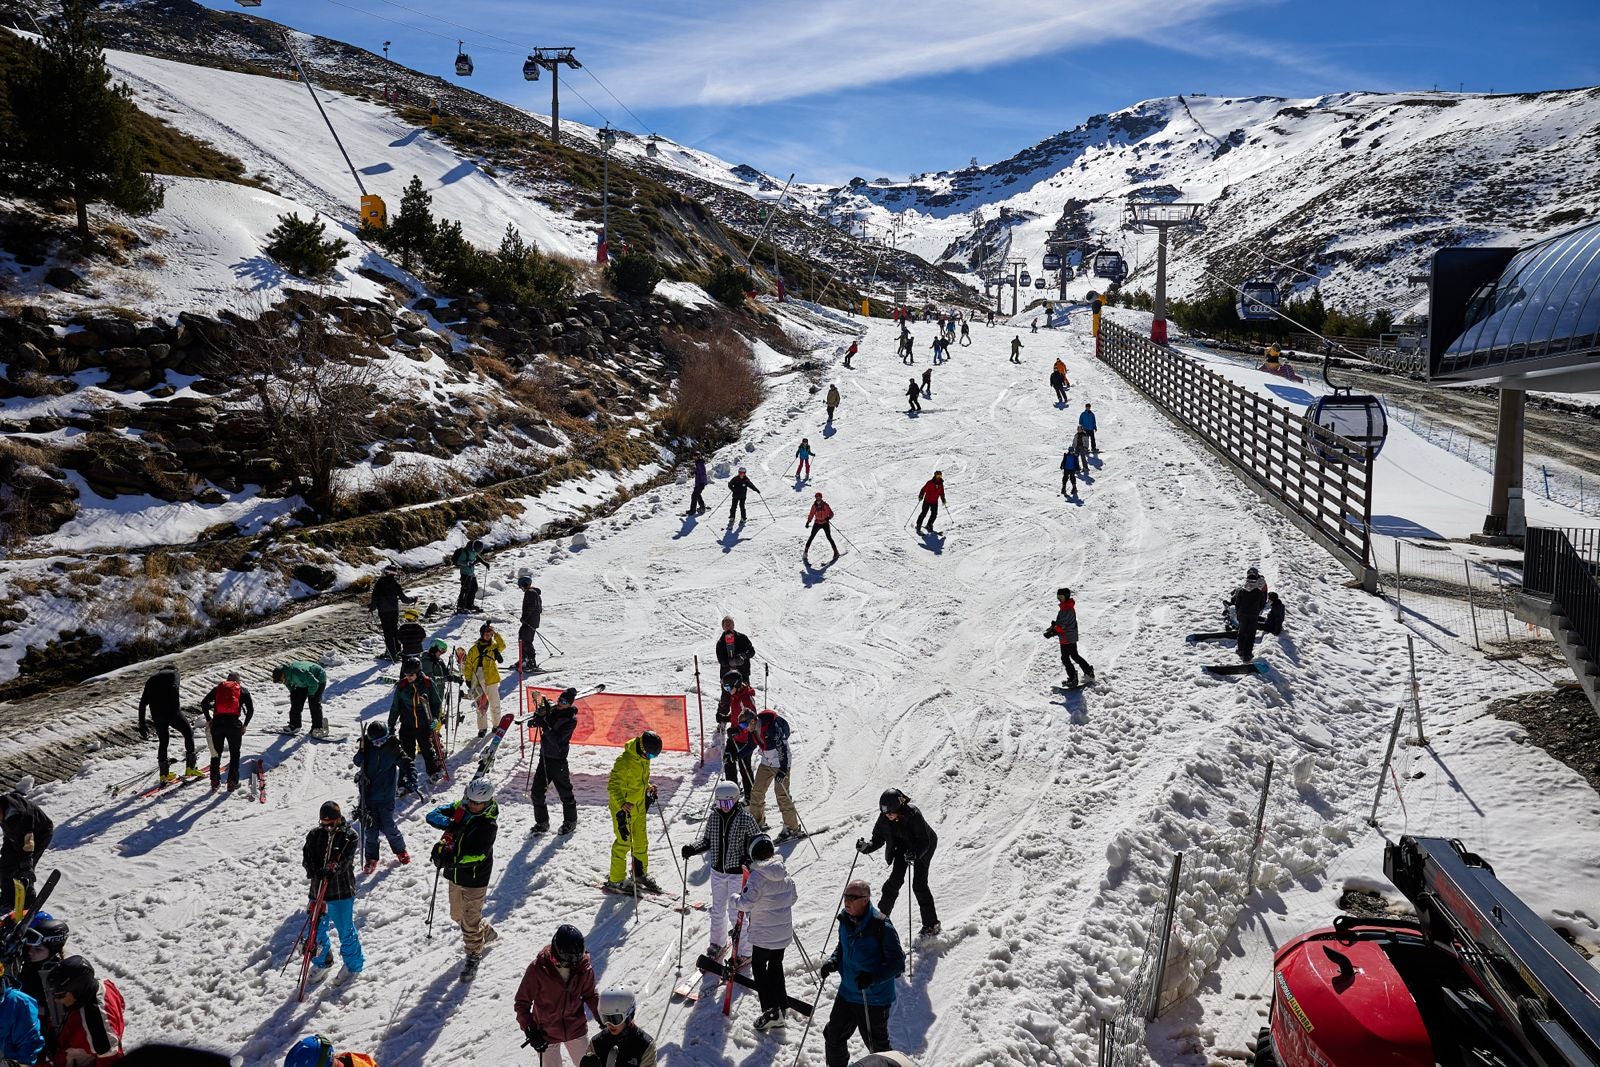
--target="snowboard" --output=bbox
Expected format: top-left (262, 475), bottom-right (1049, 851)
top-left (1185, 631), bottom-right (1238, 644)
top-left (694, 955), bottom-right (813, 1016)
top-left (1203, 660), bottom-right (1267, 676)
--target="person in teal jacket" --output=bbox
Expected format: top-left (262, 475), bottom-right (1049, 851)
top-left (272, 660), bottom-right (328, 736)
top-left (818, 878), bottom-right (905, 1064)
top-left (794, 438), bottom-right (813, 481)
top-left (451, 538), bottom-right (488, 614)
top-left (0, 985), bottom-right (44, 1067)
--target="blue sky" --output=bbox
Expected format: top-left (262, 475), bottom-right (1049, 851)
top-left (203, 0), bottom-right (1600, 184)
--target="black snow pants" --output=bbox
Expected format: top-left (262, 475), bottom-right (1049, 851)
top-left (823, 998), bottom-right (891, 1065)
top-left (805, 523), bottom-right (838, 557)
top-left (532, 756), bottom-right (577, 827)
top-left (879, 842), bottom-right (939, 929)
top-left (155, 710), bottom-right (197, 774)
top-left (208, 715), bottom-right (243, 787)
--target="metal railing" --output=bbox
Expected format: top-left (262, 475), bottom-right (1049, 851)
top-left (1524, 529), bottom-right (1600, 664)
top-left (1100, 321), bottom-right (1374, 576)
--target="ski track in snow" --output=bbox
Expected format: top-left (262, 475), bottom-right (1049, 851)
top-left (28, 314), bottom-right (1593, 1065)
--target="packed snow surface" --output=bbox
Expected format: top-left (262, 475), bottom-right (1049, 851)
top-left (28, 312), bottom-right (1600, 1065)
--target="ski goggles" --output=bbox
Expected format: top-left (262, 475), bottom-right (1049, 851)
top-left (22, 927), bottom-right (63, 949)
top-left (600, 1009), bottom-right (631, 1028)
top-left (716, 798), bottom-right (736, 812)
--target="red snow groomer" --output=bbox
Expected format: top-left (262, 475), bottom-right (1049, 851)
top-left (1257, 836), bottom-right (1600, 1067)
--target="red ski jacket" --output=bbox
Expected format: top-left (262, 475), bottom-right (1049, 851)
top-left (514, 945), bottom-right (599, 1043)
top-left (806, 500), bottom-right (834, 526)
top-left (53, 979), bottom-right (124, 1066)
top-left (918, 479), bottom-right (945, 504)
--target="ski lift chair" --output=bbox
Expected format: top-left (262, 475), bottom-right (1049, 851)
top-left (1306, 348), bottom-right (1389, 462)
top-left (1236, 278), bottom-right (1280, 322)
top-left (455, 42), bottom-right (473, 77)
top-left (234, 0), bottom-right (262, 6)
top-left (1034, 277), bottom-right (1047, 290)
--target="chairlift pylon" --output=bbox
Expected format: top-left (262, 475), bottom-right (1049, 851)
top-left (1237, 277), bottom-right (1280, 322)
top-left (454, 41), bottom-right (473, 78)
top-left (1306, 349), bottom-right (1389, 462)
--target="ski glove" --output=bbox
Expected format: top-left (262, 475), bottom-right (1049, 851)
top-left (855, 838), bottom-right (872, 854)
top-left (524, 1026), bottom-right (548, 1053)
top-left (855, 970), bottom-right (874, 989)
top-left (819, 959), bottom-right (838, 980)
top-left (681, 843), bottom-right (696, 860)
top-left (1042, 626), bottom-right (1056, 638)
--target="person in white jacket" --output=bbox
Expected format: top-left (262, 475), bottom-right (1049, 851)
top-left (681, 781), bottom-right (762, 966)
top-left (733, 835), bottom-right (798, 1032)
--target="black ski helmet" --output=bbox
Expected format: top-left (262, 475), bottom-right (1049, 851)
top-left (46, 955), bottom-right (97, 1001)
top-left (749, 835), bottom-right (774, 862)
top-left (400, 658), bottom-right (421, 677)
top-left (28, 912), bottom-right (69, 954)
top-left (552, 923), bottom-right (585, 965)
top-left (559, 687), bottom-right (578, 705)
top-left (639, 730), bottom-right (663, 758)
top-left (319, 800), bottom-right (343, 822)
top-left (366, 721), bottom-right (388, 742)
top-left (879, 789), bottom-right (905, 814)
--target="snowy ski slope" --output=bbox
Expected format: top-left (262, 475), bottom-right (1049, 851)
top-left (29, 310), bottom-right (1599, 1064)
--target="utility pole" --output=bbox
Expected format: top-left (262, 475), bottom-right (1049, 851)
top-left (598, 124), bottom-right (617, 261)
top-left (524, 47), bottom-right (581, 145)
top-left (1005, 257), bottom-right (1027, 317)
top-left (1126, 201), bottom-right (1201, 345)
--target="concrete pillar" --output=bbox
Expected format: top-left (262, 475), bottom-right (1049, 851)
top-left (1152, 226), bottom-right (1169, 346)
top-left (1485, 388), bottom-right (1526, 537)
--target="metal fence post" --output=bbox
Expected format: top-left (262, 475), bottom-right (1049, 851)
top-left (1495, 568), bottom-right (1514, 643)
top-left (1099, 1018), bottom-right (1111, 1067)
top-left (1394, 540), bottom-right (1403, 621)
top-left (1463, 561), bottom-right (1482, 651)
top-left (1407, 635), bottom-right (1427, 746)
top-left (1369, 705), bottom-right (1406, 826)
top-left (1247, 759), bottom-right (1274, 892)
top-left (1145, 853), bottom-right (1184, 1022)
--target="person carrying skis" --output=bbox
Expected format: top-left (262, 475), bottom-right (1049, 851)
top-left (581, 990), bottom-right (656, 1066)
top-left (605, 731), bottom-right (663, 894)
top-left (1060, 449), bottom-right (1081, 497)
top-left (353, 722), bottom-right (407, 874)
top-left (723, 709), bottom-right (759, 803)
top-left (842, 340), bottom-right (858, 369)
top-left (714, 616), bottom-right (756, 689)
top-left (45, 956), bottom-right (122, 1066)
top-left (921, 367), bottom-right (932, 398)
top-left (272, 660), bottom-right (329, 737)
top-left (817, 878), bottom-right (905, 1063)
top-left (1010, 336), bottom-right (1023, 363)
top-left (0, 781), bottom-right (51, 908)
top-left (517, 571), bottom-right (544, 673)
top-left (804, 492), bottom-right (839, 564)
top-left (427, 777), bottom-right (500, 980)
top-left (463, 622), bottom-right (506, 738)
top-left (794, 438), bottom-right (813, 481)
top-left (687, 454), bottom-right (709, 517)
top-left (856, 789), bottom-right (940, 937)
top-left (199, 670), bottom-right (254, 792)
top-left (0, 977), bottom-right (43, 1067)
top-left (388, 659), bottom-right (443, 792)
top-left (727, 468), bottom-right (760, 526)
top-left (734, 835), bottom-right (797, 1032)
top-left (750, 710), bottom-right (803, 842)
top-left (681, 780), bottom-right (761, 965)
top-left (1044, 587), bottom-right (1095, 686)
top-left (303, 801), bottom-right (364, 979)
top-left (421, 638), bottom-right (458, 731)
top-left (451, 538), bottom-right (488, 614)
top-left (1079, 402), bottom-right (1098, 453)
top-left (528, 688), bottom-right (580, 835)
top-left (905, 378), bottom-right (921, 413)
top-left (514, 923), bottom-right (600, 1067)
top-left (368, 565), bottom-right (415, 662)
top-left (959, 319), bottom-right (971, 346)
top-left (137, 665), bottom-right (199, 785)
top-left (1049, 367), bottom-right (1068, 405)
top-left (824, 385), bottom-right (841, 426)
top-left (914, 472), bottom-right (945, 534)
top-left (1230, 567), bottom-right (1269, 662)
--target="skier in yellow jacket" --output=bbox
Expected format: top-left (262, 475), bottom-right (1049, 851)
top-left (462, 622), bottom-right (506, 738)
top-left (605, 731), bottom-right (664, 893)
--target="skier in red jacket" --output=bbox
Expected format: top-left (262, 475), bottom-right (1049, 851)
top-left (514, 924), bottom-right (600, 1066)
top-left (47, 956), bottom-right (124, 1066)
top-left (914, 472), bottom-right (945, 534)
top-left (804, 492), bottom-right (839, 564)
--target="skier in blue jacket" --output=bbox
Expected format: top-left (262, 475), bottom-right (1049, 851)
top-left (1078, 403), bottom-right (1098, 453)
top-left (0, 985), bottom-right (43, 1067)
top-left (1060, 450), bottom-right (1082, 496)
top-left (817, 878), bottom-right (905, 1063)
top-left (353, 721), bottom-right (408, 873)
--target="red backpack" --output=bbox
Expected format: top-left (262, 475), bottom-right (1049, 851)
top-left (213, 681), bottom-right (241, 717)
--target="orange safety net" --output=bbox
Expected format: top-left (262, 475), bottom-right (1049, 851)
top-left (524, 688), bottom-right (691, 753)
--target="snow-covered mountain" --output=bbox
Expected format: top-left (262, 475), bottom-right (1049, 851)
top-left (808, 88), bottom-right (1600, 313)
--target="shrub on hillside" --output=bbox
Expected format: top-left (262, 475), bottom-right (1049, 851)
top-left (607, 249), bottom-right (664, 299)
top-left (705, 259), bottom-right (751, 308)
top-left (263, 212), bottom-right (348, 279)
top-left (661, 324), bottom-right (765, 443)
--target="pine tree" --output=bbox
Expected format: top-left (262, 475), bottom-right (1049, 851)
top-left (385, 174), bottom-right (435, 271)
top-left (262, 213), bottom-right (349, 279)
top-left (0, 0), bottom-right (164, 240)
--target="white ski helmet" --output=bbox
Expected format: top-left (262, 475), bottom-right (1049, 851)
top-left (465, 777), bottom-right (495, 804)
top-left (597, 989), bottom-right (636, 1028)
top-left (714, 781), bottom-right (740, 803)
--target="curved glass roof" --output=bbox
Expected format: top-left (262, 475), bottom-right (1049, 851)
top-left (1437, 220), bottom-right (1600, 378)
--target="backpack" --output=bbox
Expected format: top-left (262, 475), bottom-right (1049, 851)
top-left (213, 681), bottom-right (241, 717)
top-left (336, 1054), bottom-right (378, 1067)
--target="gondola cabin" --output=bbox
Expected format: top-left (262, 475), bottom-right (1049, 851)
top-left (1092, 251), bottom-right (1126, 281)
top-left (234, 0), bottom-right (261, 6)
top-left (1034, 277), bottom-right (1047, 289)
top-left (455, 42), bottom-right (473, 77)
top-left (1237, 279), bottom-right (1279, 322)
top-left (1042, 252), bottom-right (1062, 271)
top-left (646, 135), bottom-right (660, 158)
top-left (1306, 394), bottom-right (1389, 462)
top-left (1019, 270), bottom-right (1032, 287)
top-left (522, 57), bottom-right (540, 81)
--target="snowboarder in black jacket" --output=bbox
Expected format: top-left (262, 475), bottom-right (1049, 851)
top-left (529, 688), bottom-right (579, 834)
top-left (368, 566), bottom-right (415, 661)
top-left (1259, 592), bottom-right (1285, 636)
top-left (727, 469), bottom-right (760, 525)
top-left (137, 665), bottom-right (198, 785)
top-left (855, 789), bottom-right (940, 936)
top-left (0, 782), bottom-right (52, 907)
top-left (517, 571), bottom-right (543, 672)
top-left (1231, 568), bottom-right (1269, 661)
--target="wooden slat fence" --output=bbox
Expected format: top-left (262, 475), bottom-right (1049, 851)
top-left (1100, 321), bottom-right (1374, 580)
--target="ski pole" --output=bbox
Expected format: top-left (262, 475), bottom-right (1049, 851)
top-left (790, 851), bottom-right (862, 1067)
top-left (536, 631), bottom-right (564, 658)
top-left (426, 866), bottom-right (442, 940)
top-left (763, 663), bottom-right (769, 713)
top-left (792, 802), bottom-right (823, 861)
top-left (833, 524), bottom-right (863, 555)
top-left (759, 493), bottom-right (777, 523)
top-left (654, 804), bottom-right (689, 976)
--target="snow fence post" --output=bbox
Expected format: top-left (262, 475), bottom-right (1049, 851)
top-left (1394, 540), bottom-right (1403, 622)
top-left (1369, 704), bottom-right (1407, 827)
top-left (693, 655), bottom-right (705, 768)
top-left (1145, 852), bottom-right (1184, 1022)
top-left (1463, 561), bottom-right (1483, 651)
top-left (1098, 1018), bottom-right (1112, 1066)
top-left (1407, 636), bottom-right (1427, 746)
top-left (1246, 759), bottom-right (1274, 892)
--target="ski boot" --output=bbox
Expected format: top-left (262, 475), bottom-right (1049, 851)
top-left (635, 872), bottom-right (663, 894)
top-left (397, 851), bottom-right (411, 865)
top-left (184, 767), bottom-right (203, 779)
top-left (754, 1008), bottom-right (787, 1032)
top-left (603, 879), bottom-right (635, 894)
top-left (459, 954), bottom-right (480, 982)
top-left (158, 771), bottom-right (177, 786)
top-left (557, 819), bottom-right (577, 835)
top-left (530, 822), bottom-right (550, 835)
top-left (919, 922), bottom-right (942, 938)
top-left (363, 859), bottom-right (379, 876)
top-left (774, 827), bottom-right (801, 844)
top-left (707, 943), bottom-right (728, 963)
